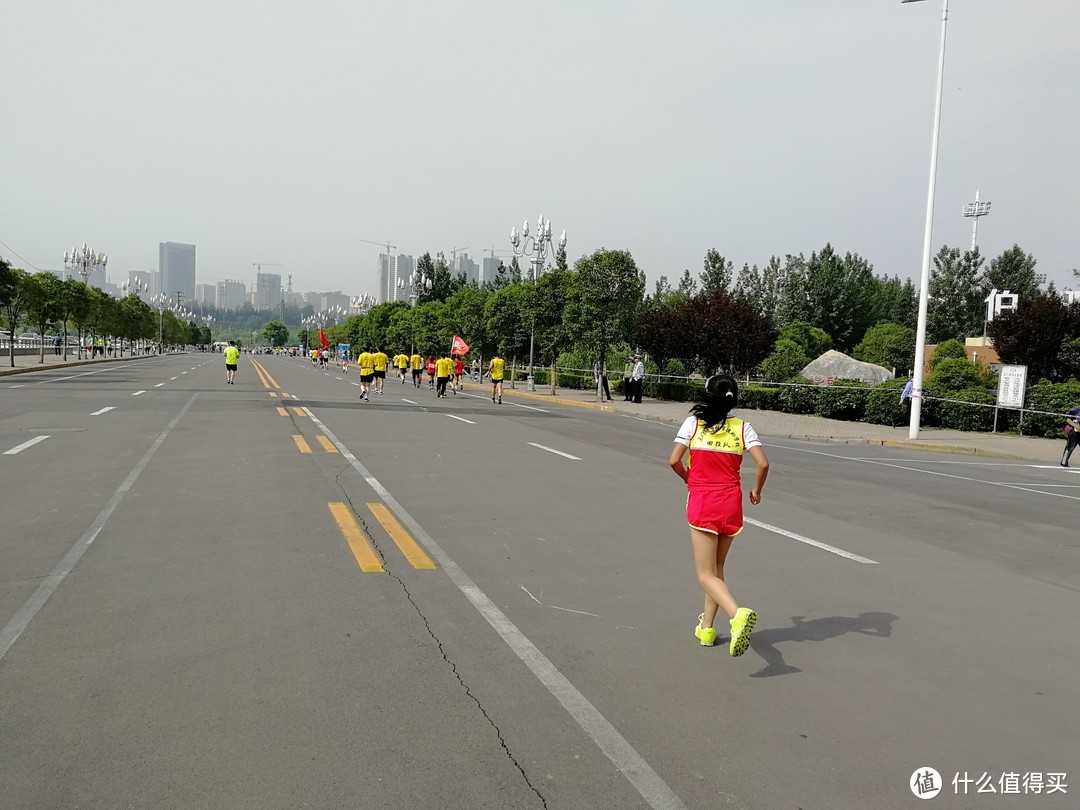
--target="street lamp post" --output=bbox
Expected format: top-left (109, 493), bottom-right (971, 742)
top-left (510, 215), bottom-right (566, 391)
top-left (63, 243), bottom-right (107, 288)
top-left (403, 270), bottom-right (432, 358)
top-left (904, 0), bottom-right (949, 440)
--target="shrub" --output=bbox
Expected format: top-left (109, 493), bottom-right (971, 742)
top-left (646, 379), bottom-right (698, 402)
top-left (815, 379), bottom-right (870, 421)
top-left (663, 359), bottom-right (687, 377)
top-left (1022, 379), bottom-right (1080, 437)
top-left (761, 338), bottom-right (811, 382)
top-left (853, 322), bottom-right (915, 373)
top-left (929, 358), bottom-right (992, 393)
top-left (929, 339), bottom-right (967, 371)
top-left (738, 385), bottom-right (783, 411)
top-left (864, 378), bottom-right (910, 426)
top-left (780, 322), bottom-right (833, 358)
top-left (937, 386), bottom-right (996, 431)
top-left (778, 376), bottom-right (818, 414)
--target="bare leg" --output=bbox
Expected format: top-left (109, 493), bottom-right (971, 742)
top-left (691, 529), bottom-right (738, 629)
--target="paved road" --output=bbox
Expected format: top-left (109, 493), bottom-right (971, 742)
top-left (1, 354), bottom-right (1076, 808)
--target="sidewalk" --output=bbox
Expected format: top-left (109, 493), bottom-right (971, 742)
top-left (0, 350), bottom-right (163, 377)
top-left (473, 378), bottom-right (1061, 463)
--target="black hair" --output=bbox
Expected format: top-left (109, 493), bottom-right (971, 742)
top-left (689, 375), bottom-right (739, 430)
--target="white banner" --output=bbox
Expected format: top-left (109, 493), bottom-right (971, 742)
top-left (997, 364), bottom-right (1027, 409)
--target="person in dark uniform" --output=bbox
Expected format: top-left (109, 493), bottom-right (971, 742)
top-left (1061, 405), bottom-right (1080, 467)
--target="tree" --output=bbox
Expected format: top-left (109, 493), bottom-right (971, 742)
top-left (778, 321), bottom-right (832, 359)
top-left (928, 245), bottom-right (985, 342)
top-left (563, 249), bottom-right (646, 372)
top-left (682, 290), bottom-right (775, 376)
top-left (871, 274), bottom-right (918, 330)
top-left (484, 285), bottom-right (531, 360)
top-left (0, 264), bottom-right (28, 367)
top-left (987, 293), bottom-right (1080, 382)
top-left (262, 320), bottom-right (290, 347)
top-left (17, 272), bottom-right (61, 363)
top-left (525, 268), bottom-right (573, 369)
top-left (444, 285), bottom-right (492, 357)
top-left (64, 280), bottom-right (93, 358)
top-left (635, 305), bottom-right (685, 376)
top-left (117, 295), bottom-right (154, 354)
top-left (676, 269), bottom-right (698, 298)
top-left (700, 249), bottom-right (733, 295)
top-left (415, 253), bottom-right (436, 305)
top-left (761, 338), bottom-right (810, 382)
top-left (554, 241), bottom-right (568, 272)
top-left (853, 322), bottom-right (916, 374)
top-left (985, 244), bottom-right (1040, 302)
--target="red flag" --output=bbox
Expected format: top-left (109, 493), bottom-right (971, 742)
top-left (451, 335), bottom-right (469, 356)
top-left (319, 329), bottom-right (330, 350)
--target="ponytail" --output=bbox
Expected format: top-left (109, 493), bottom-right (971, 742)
top-left (689, 375), bottom-right (739, 430)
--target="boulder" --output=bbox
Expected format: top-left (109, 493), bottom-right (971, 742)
top-left (800, 350), bottom-right (894, 385)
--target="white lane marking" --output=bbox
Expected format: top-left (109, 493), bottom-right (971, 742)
top-left (3, 436), bottom-right (49, 455)
top-left (10, 384), bottom-right (25, 388)
top-left (511, 402), bottom-right (549, 413)
top-left (0, 396), bottom-right (197, 663)
top-left (90, 407), bottom-right (115, 416)
top-left (301, 406), bottom-right (684, 809)
top-left (335, 376), bottom-right (343, 380)
top-left (447, 414), bottom-right (476, 425)
top-left (351, 382), bottom-right (360, 386)
top-left (132, 390), bottom-right (146, 396)
top-left (550, 605), bottom-right (601, 617)
top-left (776, 443), bottom-right (1080, 502)
top-left (170, 377), bottom-right (178, 380)
top-left (155, 383), bottom-right (165, 387)
top-left (34, 361), bottom-right (157, 385)
top-left (743, 517), bottom-right (878, 565)
top-left (181, 371), bottom-right (187, 374)
top-left (402, 398), bottom-right (419, 405)
top-left (528, 442), bottom-right (581, 461)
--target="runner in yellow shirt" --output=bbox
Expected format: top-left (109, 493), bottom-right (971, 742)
top-left (394, 352), bottom-right (408, 384)
top-left (224, 340), bottom-right (240, 385)
top-left (373, 348), bottom-right (389, 395)
top-left (435, 353), bottom-right (452, 398)
top-left (410, 352), bottom-right (423, 388)
top-left (489, 353), bottom-right (505, 405)
top-left (358, 348), bottom-right (375, 402)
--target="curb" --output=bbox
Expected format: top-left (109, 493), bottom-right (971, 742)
top-left (0, 354), bottom-right (160, 378)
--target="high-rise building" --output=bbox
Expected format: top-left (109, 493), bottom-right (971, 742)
top-left (454, 253), bottom-right (479, 286)
top-left (159, 242), bottom-right (196, 306)
top-left (196, 284), bottom-right (216, 306)
top-left (255, 272), bottom-right (282, 311)
top-left (481, 257), bottom-right (504, 287)
top-left (320, 292), bottom-right (351, 311)
top-left (379, 253), bottom-right (415, 303)
top-left (216, 279), bottom-right (247, 310)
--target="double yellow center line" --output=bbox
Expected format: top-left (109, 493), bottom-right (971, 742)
top-left (250, 358), bottom-right (280, 389)
top-left (327, 502), bottom-right (436, 573)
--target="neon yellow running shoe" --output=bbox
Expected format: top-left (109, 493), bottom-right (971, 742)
top-left (729, 607), bottom-right (757, 657)
top-left (694, 613), bottom-right (717, 647)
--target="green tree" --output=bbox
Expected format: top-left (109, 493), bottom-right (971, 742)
top-left (554, 241), bottom-right (568, 272)
top-left (761, 338), bottom-right (810, 382)
top-left (871, 274), bottom-right (918, 330)
top-left (485, 284), bottom-right (531, 361)
top-left (985, 244), bottom-right (1040, 302)
top-left (929, 339), bottom-right (967, 371)
top-left (415, 253), bottom-right (436, 305)
top-left (676, 268), bottom-right (698, 298)
top-left (928, 245), bottom-right (985, 342)
top-left (733, 257), bottom-right (782, 321)
top-left (853, 322), bottom-right (916, 373)
top-left (929, 358), bottom-right (992, 392)
top-left (19, 272), bottom-right (62, 363)
top-left (700, 249), bottom-right (733, 294)
top-left (262, 320), bottom-right (290, 347)
top-left (0, 263), bottom-right (28, 367)
top-left (444, 285), bottom-right (492, 357)
top-left (563, 249), bottom-right (646, 372)
top-left (528, 268), bottom-right (574, 370)
top-left (117, 295), bottom-right (154, 354)
top-left (778, 321), bottom-right (833, 359)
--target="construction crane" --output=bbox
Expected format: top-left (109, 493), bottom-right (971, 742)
top-left (252, 262), bottom-right (282, 273)
top-left (357, 238), bottom-right (397, 256)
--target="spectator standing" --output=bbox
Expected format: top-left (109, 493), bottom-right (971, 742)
top-left (1062, 405), bottom-right (1080, 467)
top-left (631, 354), bottom-right (645, 403)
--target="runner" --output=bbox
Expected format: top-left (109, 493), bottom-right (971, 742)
top-left (320, 347), bottom-right (330, 369)
top-left (425, 355), bottom-right (437, 390)
top-left (394, 351), bottom-right (409, 384)
top-left (373, 347), bottom-right (389, 394)
top-left (668, 375), bottom-right (769, 657)
top-left (489, 353), bottom-right (505, 404)
top-left (358, 347), bottom-right (375, 402)
top-left (452, 354), bottom-right (465, 395)
top-left (435, 353), bottom-right (452, 398)
top-left (224, 340), bottom-right (240, 385)
top-left (310, 348), bottom-right (319, 368)
top-left (341, 346), bottom-right (350, 374)
top-left (410, 351), bottom-right (423, 388)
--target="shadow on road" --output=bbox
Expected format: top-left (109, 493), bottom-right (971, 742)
top-left (747, 611), bottom-right (898, 678)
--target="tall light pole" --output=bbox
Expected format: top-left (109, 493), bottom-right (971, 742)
top-left (511, 215), bottom-right (566, 391)
top-left (63, 243), bottom-right (107, 288)
top-left (904, 0), bottom-right (949, 440)
top-left (962, 189), bottom-right (991, 252)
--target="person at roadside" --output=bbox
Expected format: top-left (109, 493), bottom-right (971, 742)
top-left (631, 354), bottom-right (645, 403)
top-left (410, 351), bottom-right (423, 388)
top-left (622, 357), bottom-right (634, 400)
top-left (358, 347), bottom-right (375, 402)
top-left (489, 353), bottom-right (505, 404)
top-left (594, 358), bottom-right (613, 401)
top-left (668, 375), bottom-right (769, 657)
top-left (224, 340), bottom-right (240, 385)
top-left (1062, 405), bottom-right (1080, 467)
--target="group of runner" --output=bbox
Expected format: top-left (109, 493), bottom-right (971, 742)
top-left (328, 349), bottom-right (505, 404)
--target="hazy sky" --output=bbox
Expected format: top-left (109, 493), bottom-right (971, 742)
top-left (3, 1), bottom-right (1077, 300)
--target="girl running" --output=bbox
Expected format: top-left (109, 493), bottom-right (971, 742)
top-left (668, 375), bottom-right (769, 657)
top-left (425, 356), bottom-right (437, 389)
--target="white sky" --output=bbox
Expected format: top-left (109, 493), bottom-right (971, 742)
top-left (3, 1), bottom-right (1077, 298)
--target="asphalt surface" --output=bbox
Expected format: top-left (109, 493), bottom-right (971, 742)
top-left (1, 353), bottom-right (1076, 809)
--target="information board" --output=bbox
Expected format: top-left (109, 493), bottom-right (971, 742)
top-left (996, 364), bottom-right (1027, 409)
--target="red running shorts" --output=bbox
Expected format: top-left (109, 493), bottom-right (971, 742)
top-left (686, 487), bottom-right (744, 537)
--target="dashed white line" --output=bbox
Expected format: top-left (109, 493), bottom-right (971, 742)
top-left (402, 398), bottom-right (419, 405)
top-left (170, 377), bottom-right (178, 380)
top-left (743, 518), bottom-right (879, 565)
top-left (9, 384), bottom-right (25, 389)
top-left (90, 407), bottom-right (115, 416)
top-left (528, 442), bottom-right (581, 460)
top-left (447, 414), bottom-right (476, 424)
top-left (154, 383), bottom-right (165, 387)
top-left (132, 390), bottom-right (146, 396)
top-left (511, 402), bottom-right (549, 413)
top-left (4, 436), bottom-right (49, 455)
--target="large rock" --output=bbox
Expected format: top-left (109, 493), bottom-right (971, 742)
top-left (800, 350), bottom-right (894, 385)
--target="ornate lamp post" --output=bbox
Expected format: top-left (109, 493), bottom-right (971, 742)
top-left (63, 243), bottom-right (107, 287)
top-left (511, 214), bottom-right (566, 391)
